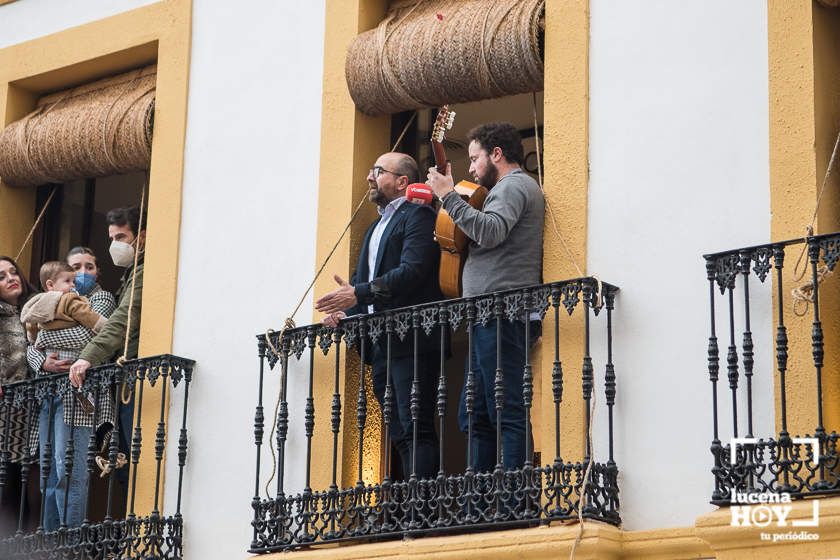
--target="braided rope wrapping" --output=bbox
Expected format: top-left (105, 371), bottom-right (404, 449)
top-left (0, 65), bottom-right (155, 187)
top-left (346, 0), bottom-right (545, 116)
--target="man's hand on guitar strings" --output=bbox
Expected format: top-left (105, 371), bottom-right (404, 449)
top-left (427, 162), bottom-right (455, 199)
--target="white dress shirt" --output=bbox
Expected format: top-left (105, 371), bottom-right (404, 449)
top-left (367, 196), bottom-right (407, 313)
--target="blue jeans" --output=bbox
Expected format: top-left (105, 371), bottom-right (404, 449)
top-left (370, 347), bottom-right (439, 480)
top-left (39, 396), bottom-right (92, 530)
top-left (458, 319), bottom-right (537, 473)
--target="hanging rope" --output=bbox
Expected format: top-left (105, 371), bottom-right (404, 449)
top-left (529, 94), bottom-right (600, 560)
top-left (530, 93), bottom-right (602, 311)
top-left (789, 128), bottom-right (840, 315)
top-left (569, 388), bottom-right (596, 560)
top-left (14, 186), bottom-right (58, 263)
top-left (531, 93), bottom-right (585, 279)
top-left (262, 113), bottom-right (418, 497)
top-left (115, 182), bottom-right (146, 369)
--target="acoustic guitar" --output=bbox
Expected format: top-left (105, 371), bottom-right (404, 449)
top-left (431, 106), bottom-right (488, 298)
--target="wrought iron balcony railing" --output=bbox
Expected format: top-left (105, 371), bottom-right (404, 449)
top-left (250, 278), bottom-right (620, 553)
top-left (0, 354), bottom-right (194, 560)
top-left (704, 232), bottom-right (840, 504)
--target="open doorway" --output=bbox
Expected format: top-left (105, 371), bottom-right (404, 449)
top-left (26, 170), bottom-right (146, 523)
top-left (387, 92), bottom-right (544, 477)
top-left (29, 171), bottom-right (146, 294)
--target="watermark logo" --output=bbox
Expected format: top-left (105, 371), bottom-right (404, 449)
top-left (728, 437), bottom-right (820, 542)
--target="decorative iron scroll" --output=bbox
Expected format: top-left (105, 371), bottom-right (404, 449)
top-left (703, 232), bottom-right (840, 505)
top-left (253, 277), bottom-right (620, 553)
top-left (0, 354), bottom-right (194, 560)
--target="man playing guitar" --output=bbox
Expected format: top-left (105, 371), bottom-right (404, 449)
top-left (426, 122), bottom-right (544, 474)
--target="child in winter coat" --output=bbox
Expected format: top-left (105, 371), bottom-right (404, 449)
top-left (20, 261), bottom-right (107, 342)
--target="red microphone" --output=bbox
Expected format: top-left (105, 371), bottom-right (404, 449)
top-left (406, 183), bottom-right (434, 205)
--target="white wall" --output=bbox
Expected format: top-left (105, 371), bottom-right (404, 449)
top-left (166, 2), bottom-right (325, 559)
top-left (0, 0), bottom-right (159, 49)
top-left (588, 0), bottom-right (771, 530)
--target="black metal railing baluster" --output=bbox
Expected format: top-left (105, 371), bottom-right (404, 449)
top-left (61, 387), bottom-right (78, 529)
top-left (151, 365), bottom-right (170, 518)
top-left (604, 287), bottom-right (619, 518)
top-left (408, 309), bottom-right (421, 529)
top-left (275, 340), bottom-right (290, 545)
top-left (0, 392), bottom-right (11, 514)
top-left (128, 367), bottom-right (145, 520)
top-left (103, 369), bottom-right (119, 523)
top-left (464, 300), bottom-right (477, 522)
top-left (492, 293), bottom-right (505, 521)
top-left (83, 377), bottom-right (102, 529)
top-left (251, 339), bottom-right (267, 549)
top-left (522, 290), bottom-right (534, 518)
top-left (604, 288), bottom-right (616, 467)
top-left (302, 327), bottom-right (317, 541)
top-left (726, 277), bottom-right (739, 439)
top-left (706, 259), bottom-right (723, 502)
top-left (39, 383), bottom-right (56, 532)
top-left (549, 285), bottom-right (564, 517)
top-left (354, 319), bottom-right (368, 533)
top-left (356, 320), bottom-right (367, 486)
top-left (773, 247), bottom-right (792, 493)
top-left (174, 362), bottom-right (192, 519)
top-left (581, 282), bottom-right (597, 517)
top-left (582, 283), bottom-right (593, 464)
top-left (808, 239), bottom-right (828, 488)
top-left (435, 304), bottom-right (448, 527)
top-left (328, 327), bottom-right (342, 539)
top-left (276, 346), bottom-right (290, 499)
top-left (382, 316), bottom-right (394, 532)
top-left (739, 251), bottom-right (755, 439)
top-left (17, 389), bottom-right (35, 536)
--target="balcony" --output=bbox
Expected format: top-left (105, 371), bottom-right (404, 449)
top-left (249, 278), bottom-right (619, 553)
top-left (0, 354), bottom-right (194, 560)
top-left (704, 232), bottom-right (840, 504)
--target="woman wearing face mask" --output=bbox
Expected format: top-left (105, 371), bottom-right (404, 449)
top-left (0, 256), bottom-right (38, 534)
top-left (26, 247), bottom-right (115, 531)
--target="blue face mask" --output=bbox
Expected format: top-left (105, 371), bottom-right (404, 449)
top-left (74, 272), bottom-right (97, 296)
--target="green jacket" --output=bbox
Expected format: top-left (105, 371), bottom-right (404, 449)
top-left (79, 261), bottom-right (143, 366)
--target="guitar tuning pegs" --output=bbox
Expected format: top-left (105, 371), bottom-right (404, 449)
top-left (447, 112), bottom-right (456, 128)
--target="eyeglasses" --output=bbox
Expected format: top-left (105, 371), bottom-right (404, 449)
top-left (370, 166), bottom-right (402, 179)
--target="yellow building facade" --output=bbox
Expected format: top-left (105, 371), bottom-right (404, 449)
top-left (0, 0), bottom-right (840, 559)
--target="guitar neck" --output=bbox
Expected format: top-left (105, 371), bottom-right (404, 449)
top-left (431, 140), bottom-right (447, 174)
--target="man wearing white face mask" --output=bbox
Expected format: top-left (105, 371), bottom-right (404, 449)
top-left (69, 206), bottom-right (145, 381)
top-left (69, 206), bottom-right (145, 501)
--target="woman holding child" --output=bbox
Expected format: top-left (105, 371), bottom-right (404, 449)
top-left (23, 247), bottom-right (115, 531)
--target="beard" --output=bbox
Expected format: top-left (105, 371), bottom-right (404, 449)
top-left (368, 183), bottom-right (389, 207)
top-left (476, 162), bottom-right (499, 188)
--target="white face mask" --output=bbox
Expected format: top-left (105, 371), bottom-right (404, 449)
top-left (109, 240), bottom-right (135, 268)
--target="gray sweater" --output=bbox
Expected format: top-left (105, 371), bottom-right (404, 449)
top-left (441, 168), bottom-right (544, 297)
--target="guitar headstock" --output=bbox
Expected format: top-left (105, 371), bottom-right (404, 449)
top-left (431, 105), bottom-right (456, 144)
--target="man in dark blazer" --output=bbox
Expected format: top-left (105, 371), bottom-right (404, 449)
top-left (316, 152), bottom-right (442, 481)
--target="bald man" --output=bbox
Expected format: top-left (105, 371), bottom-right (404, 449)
top-left (317, 152), bottom-right (443, 481)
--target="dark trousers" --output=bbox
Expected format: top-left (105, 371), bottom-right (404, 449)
top-left (370, 346), bottom-right (439, 480)
top-left (458, 319), bottom-right (537, 473)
